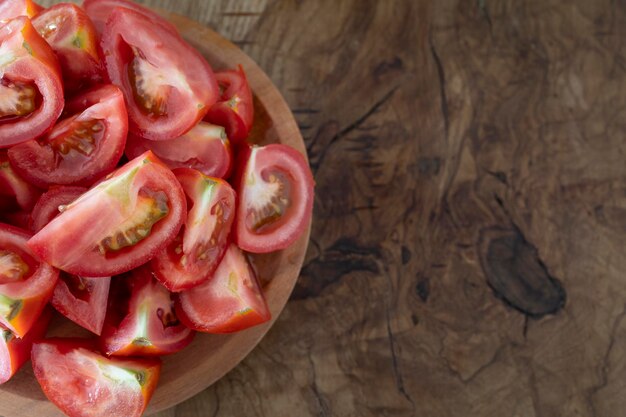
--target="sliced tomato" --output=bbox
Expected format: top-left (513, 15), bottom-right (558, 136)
top-left (152, 169), bottom-right (235, 292)
top-left (0, 210), bottom-right (31, 230)
top-left (0, 223), bottom-right (58, 337)
top-left (101, 7), bottom-right (219, 140)
top-left (0, 307), bottom-right (50, 384)
top-left (0, 0), bottom-right (42, 22)
top-left (205, 65), bottom-right (254, 145)
top-left (125, 122), bottom-right (233, 178)
top-left (83, 0), bottom-right (178, 35)
top-left (234, 144), bottom-right (314, 253)
top-left (0, 17), bottom-right (63, 147)
top-left (175, 244), bottom-right (270, 333)
top-left (30, 186), bottom-right (86, 232)
top-left (8, 84), bottom-right (128, 187)
top-left (32, 338), bottom-right (161, 417)
top-left (32, 3), bottom-right (104, 92)
top-left (100, 266), bottom-right (194, 356)
top-left (28, 151), bottom-right (186, 277)
top-left (0, 151), bottom-right (41, 212)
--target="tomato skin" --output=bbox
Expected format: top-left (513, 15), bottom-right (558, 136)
top-left (100, 266), bottom-right (194, 356)
top-left (234, 144), bottom-right (314, 253)
top-left (32, 338), bottom-right (161, 417)
top-left (32, 3), bottom-right (104, 92)
top-left (152, 169), bottom-right (236, 292)
top-left (0, 151), bottom-right (41, 212)
top-left (0, 223), bottom-right (58, 337)
top-left (205, 65), bottom-right (254, 145)
top-left (83, 0), bottom-right (178, 35)
top-left (30, 186), bottom-right (86, 232)
top-left (0, 17), bottom-right (63, 147)
top-left (125, 122), bottom-right (233, 179)
top-left (175, 244), bottom-right (270, 333)
top-left (27, 151), bottom-right (186, 277)
top-left (8, 84), bottom-right (128, 188)
top-left (0, 0), bottom-right (42, 21)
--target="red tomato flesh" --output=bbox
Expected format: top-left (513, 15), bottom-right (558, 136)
top-left (83, 0), bottom-right (178, 35)
top-left (0, 0), bottom-right (42, 21)
top-left (30, 186), bottom-right (86, 232)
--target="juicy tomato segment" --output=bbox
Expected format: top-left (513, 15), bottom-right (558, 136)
top-left (0, 17), bottom-right (63, 147)
top-left (101, 266), bottom-right (194, 356)
top-left (32, 3), bottom-right (103, 92)
top-left (31, 186), bottom-right (86, 232)
top-left (51, 273), bottom-right (111, 335)
top-left (205, 65), bottom-right (254, 145)
top-left (83, 0), bottom-right (178, 35)
top-left (0, 223), bottom-right (58, 337)
top-left (0, 307), bottom-right (50, 384)
top-left (101, 7), bottom-right (218, 140)
top-left (234, 144), bottom-right (314, 253)
top-left (0, 0), bottom-right (42, 22)
top-left (8, 84), bottom-right (128, 187)
top-left (32, 338), bottom-right (161, 417)
top-left (152, 169), bottom-right (235, 292)
top-left (175, 244), bottom-right (270, 333)
top-left (0, 152), bottom-right (41, 212)
top-left (27, 151), bottom-right (186, 277)
top-left (125, 122), bottom-right (232, 179)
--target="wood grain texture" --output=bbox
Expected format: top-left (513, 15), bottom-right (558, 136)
top-left (35, 1), bottom-right (626, 416)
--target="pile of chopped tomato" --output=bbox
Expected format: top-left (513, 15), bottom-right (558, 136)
top-left (0, 1), bottom-right (314, 416)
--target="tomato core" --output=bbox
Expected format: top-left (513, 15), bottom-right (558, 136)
top-left (47, 118), bottom-right (105, 157)
top-left (0, 79), bottom-right (40, 121)
top-left (0, 250), bottom-right (30, 283)
top-left (62, 273), bottom-right (93, 302)
top-left (246, 170), bottom-right (292, 233)
top-left (127, 46), bottom-right (169, 118)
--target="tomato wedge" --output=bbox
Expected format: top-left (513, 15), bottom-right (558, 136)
top-left (30, 186), bottom-right (86, 232)
top-left (175, 244), bottom-right (270, 333)
top-left (52, 273), bottom-right (110, 335)
top-left (32, 3), bottom-right (103, 92)
top-left (125, 122), bottom-right (233, 178)
top-left (8, 84), bottom-right (128, 188)
top-left (0, 151), bottom-right (41, 212)
top-left (0, 223), bottom-right (58, 337)
top-left (28, 151), bottom-right (186, 277)
top-left (205, 65), bottom-right (254, 145)
top-left (100, 266), bottom-right (194, 356)
top-left (0, 307), bottom-right (50, 384)
top-left (234, 144), bottom-right (314, 253)
top-left (101, 7), bottom-right (219, 140)
top-left (83, 0), bottom-right (178, 35)
top-left (0, 17), bottom-right (63, 147)
top-left (0, 0), bottom-right (42, 22)
top-left (152, 169), bottom-right (235, 292)
top-left (32, 338), bottom-right (161, 417)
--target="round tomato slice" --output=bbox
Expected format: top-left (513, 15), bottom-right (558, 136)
top-left (32, 338), bottom-right (161, 417)
top-left (8, 84), bottom-right (128, 187)
top-left (125, 122), bottom-right (233, 178)
top-left (0, 223), bottom-right (58, 337)
top-left (175, 244), bottom-right (270, 333)
top-left (0, 0), bottom-right (42, 22)
top-left (100, 266), bottom-right (194, 356)
top-left (32, 3), bottom-right (104, 92)
top-left (83, 0), bottom-right (178, 35)
top-left (28, 151), bottom-right (186, 277)
top-left (0, 306), bottom-right (50, 384)
top-left (0, 151), bottom-right (41, 212)
top-left (30, 186), bottom-right (86, 232)
top-left (234, 144), bottom-right (314, 253)
top-left (152, 169), bottom-right (235, 292)
top-left (205, 65), bottom-right (254, 145)
top-left (0, 17), bottom-right (63, 147)
top-left (101, 7), bottom-right (219, 141)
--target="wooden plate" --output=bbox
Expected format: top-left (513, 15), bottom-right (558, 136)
top-left (0, 11), bottom-right (310, 417)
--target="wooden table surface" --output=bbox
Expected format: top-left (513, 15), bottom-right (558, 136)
top-left (36, 1), bottom-right (626, 416)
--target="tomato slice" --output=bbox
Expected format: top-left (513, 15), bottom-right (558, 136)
top-left (32, 3), bottom-right (104, 93)
top-left (0, 0), bottom-right (42, 22)
top-left (0, 151), bottom-right (41, 212)
top-left (28, 151), bottom-right (186, 277)
top-left (32, 338), bottom-right (161, 417)
top-left (0, 17), bottom-right (63, 147)
top-left (101, 7), bottom-right (219, 141)
top-left (0, 223), bottom-right (58, 337)
top-left (30, 186), bottom-right (86, 232)
top-left (8, 84), bottom-right (128, 188)
top-left (125, 122), bottom-right (233, 179)
top-left (100, 266), bottom-right (194, 356)
top-left (205, 65), bottom-right (254, 145)
top-left (83, 0), bottom-right (178, 35)
top-left (152, 169), bottom-right (235, 292)
top-left (234, 144), bottom-right (314, 253)
top-left (0, 307), bottom-right (50, 384)
top-left (175, 244), bottom-right (270, 333)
